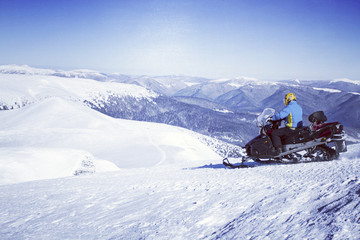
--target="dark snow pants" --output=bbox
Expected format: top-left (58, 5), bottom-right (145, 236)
top-left (271, 127), bottom-right (295, 149)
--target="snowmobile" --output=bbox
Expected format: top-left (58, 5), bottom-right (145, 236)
top-left (223, 108), bottom-right (347, 168)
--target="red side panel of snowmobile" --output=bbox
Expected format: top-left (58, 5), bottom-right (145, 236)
top-left (312, 122), bottom-right (340, 139)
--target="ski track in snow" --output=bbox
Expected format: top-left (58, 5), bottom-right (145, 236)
top-left (146, 128), bottom-right (166, 166)
top-left (0, 152), bottom-right (360, 240)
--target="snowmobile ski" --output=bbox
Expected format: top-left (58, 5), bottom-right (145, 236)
top-left (223, 157), bottom-right (252, 168)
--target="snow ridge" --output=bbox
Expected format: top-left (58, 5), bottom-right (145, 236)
top-left (0, 71), bottom-right (158, 110)
top-left (330, 78), bottom-right (360, 85)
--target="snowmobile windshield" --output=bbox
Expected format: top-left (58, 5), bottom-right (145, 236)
top-left (256, 108), bottom-right (275, 127)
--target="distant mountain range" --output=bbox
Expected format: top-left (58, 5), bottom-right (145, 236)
top-left (1, 65), bottom-right (359, 144)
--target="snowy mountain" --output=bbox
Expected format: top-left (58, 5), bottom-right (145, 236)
top-left (112, 75), bottom-right (210, 96)
top-left (0, 68), bottom-right (158, 110)
top-left (173, 77), bottom-right (360, 133)
top-left (173, 77), bottom-right (265, 101)
top-left (306, 78), bottom-right (360, 93)
top-left (0, 65), bottom-right (209, 95)
top-left (0, 65), bottom-right (360, 239)
top-left (1, 64), bottom-right (359, 141)
top-left (0, 65), bottom-right (258, 144)
top-left (0, 64), bottom-right (110, 81)
top-left (0, 99), bottom-right (359, 238)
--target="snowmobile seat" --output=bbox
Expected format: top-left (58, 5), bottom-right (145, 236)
top-left (282, 126), bottom-right (312, 144)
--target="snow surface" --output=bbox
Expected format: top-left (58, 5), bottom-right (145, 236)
top-left (0, 98), bottom-right (359, 239)
top-left (313, 87), bottom-right (342, 93)
top-left (0, 145), bottom-right (359, 239)
top-left (0, 98), bottom-right (219, 185)
top-left (0, 64), bottom-right (56, 75)
top-left (0, 65), bottom-right (359, 239)
top-left (330, 78), bottom-right (360, 85)
top-left (0, 72), bottom-right (158, 109)
top-left (0, 64), bottom-right (106, 80)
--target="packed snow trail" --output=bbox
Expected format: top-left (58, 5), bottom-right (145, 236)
top-left (1, 149), bottom-right (359, 239)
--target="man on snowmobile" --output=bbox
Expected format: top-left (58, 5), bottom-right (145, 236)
top-left (270, 93), bottom-right (303, 154)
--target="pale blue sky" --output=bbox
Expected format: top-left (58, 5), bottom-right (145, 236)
top-left (1, 0), bottom-right (359, 80)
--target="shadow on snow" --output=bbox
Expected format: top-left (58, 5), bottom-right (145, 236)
top-left (188, 161), bottom-right (263, 170)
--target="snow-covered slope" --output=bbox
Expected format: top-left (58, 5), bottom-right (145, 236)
top-left (0, 70), bottom-right (157, 110)
top-left (114, 75), bottom-right (210, 96)
top-left (1, 64), bottom-right (359, 143)
top-left (0, 65), bottom-right (258, 145)
top-left (0, 65), bottom-right (359, 239)
top-left (0, 64), bottom-right (210, 96)
top-left (0, 98), bottom-right (220, 185)
top-left (0, 64), bottom-right (56, 75)
top-left (0, 64), bottom-right (109, 81)
top-left (0, 143), bottom-right (359, 239)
